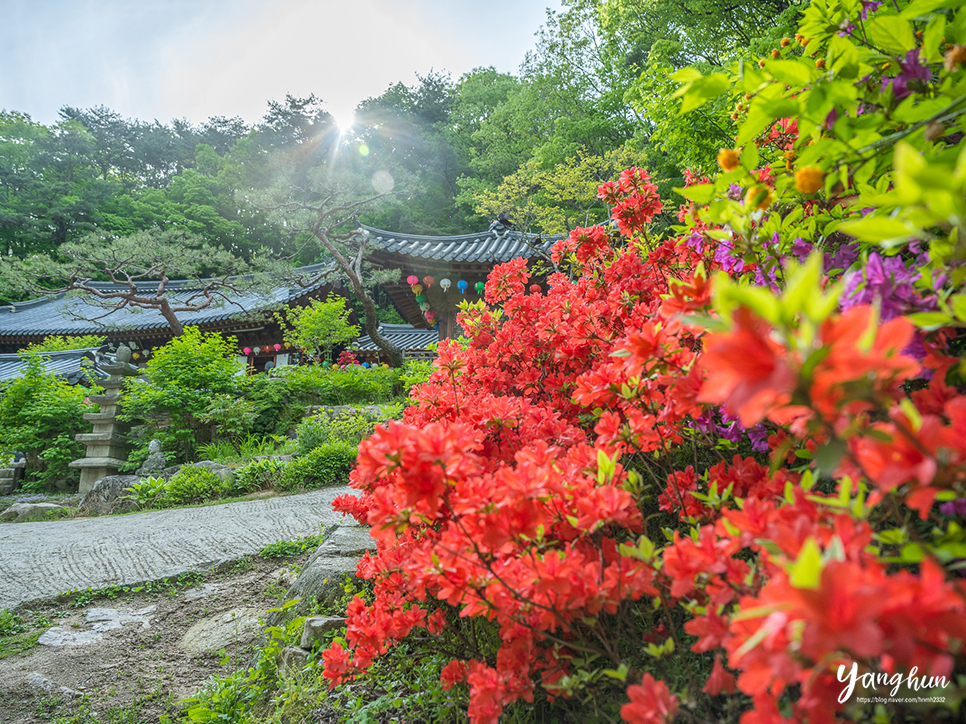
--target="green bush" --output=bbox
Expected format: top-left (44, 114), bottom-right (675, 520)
top-left (164, 466), bottom-right (228, 505)
top-left (0, 351), bottom-right (96, 491)
top-left (295, 406), bottom-right (398, 455)
top-left (272, 364), bottom-right (399, 405)
top-left (230, 457), bottom-right (286, 495)
top-left (122, 476), bottom-right (168, 509)
top-left (243, 375), bottom-right (304, 438)
top-left (277, 443), bottom-right (356, 492)
top-left (398, 359), bottom-right (435, 396)
top-left (121, 327), bottom-right (244, 464)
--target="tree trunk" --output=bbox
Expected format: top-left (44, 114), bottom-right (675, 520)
top-left (351, 280), bottom-right (404, 368)
top-left (158, 299), bottom-right (185, 336)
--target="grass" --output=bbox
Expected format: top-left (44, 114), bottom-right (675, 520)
top-left (258, 529), bottom-right (326, 558)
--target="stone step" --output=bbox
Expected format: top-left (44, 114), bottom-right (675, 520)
top-left (83, 412), bottom-right (119, 423)
top-left (67, 457), bottom-right (127, 470)
top-left (0, 469), bottom-right (15, 480)
top-left (87, 395), bottom-right (122, 405)
top-left (75, 431), bottom-right (128, 444)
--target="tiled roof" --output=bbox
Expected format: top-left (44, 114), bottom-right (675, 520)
top-left (362, 223), bottom-right (559, 264)
top-left (352, 324), bottom-right (438, 353)
top-left (0, 264), bottom-right (331, 339)
top-left (0, 348), bottom-right (109, 384)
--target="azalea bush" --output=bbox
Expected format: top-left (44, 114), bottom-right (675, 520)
top-left (318, 1), bottom-right (966, 722)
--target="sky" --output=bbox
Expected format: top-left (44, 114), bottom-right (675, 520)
top-left (0, 0), bottom-right (562, 130)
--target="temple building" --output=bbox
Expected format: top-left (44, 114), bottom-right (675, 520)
top-left (0, 223), bottom-right (555, 371)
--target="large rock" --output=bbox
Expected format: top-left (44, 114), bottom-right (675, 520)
top-left (0, 502), bottom-right (66, 523)
top-left (181, 607), bottom-right (262, 655)
top-left (300, 616), bottom-right (346, 649)
top-left (264, 524), bottom-right (369, 627)
top-left (189, 461), bottom-right (233, 483)
top-left (78, 475), bottom-right (140, 514)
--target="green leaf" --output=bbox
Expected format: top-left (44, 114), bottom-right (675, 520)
top-left (676, 183), bottom-right (716, 204)
top-left (789, 537), bottom-right (823, 589)
top-left (836, 217), bottom-right (913, 243)
top-left (907, 311), bottom-right (955, 329)
top-left (923, 15), bottom-right (947, 62)
top-left (815, 438), bottom-right (846, 476)
top-left (768, 59), bottom-right (814, 87)
top-left (901, 0), bottom-right (964, 19)
top-left (867, 16), bottom-right (915, 54)
top-left (678, 74), bottom-right (731, 114)
top-left (826, 35), bottom-right (861, 77)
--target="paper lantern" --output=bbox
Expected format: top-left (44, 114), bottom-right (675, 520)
top-left (422, 275), bottom-right (434, 288)
top-left (406, 275), bottom-right (419, 286)
top-left (530, 284), bottom-right (541, 294)
top-left (253, 347), bottom-right (261, 355)
top-left (412, 284), bottom-right (423, 295)
top-left (274, 343), bottom-right (282, 351)
top-left (475, 282), bottom-right (486, 293)
top-left (284, 342), bottom-right (291, 348)
top-left (362, 362), bottom-right (370, 368)
top-left (426, 310), bottom-right (436, 321)
top-left (457, 280), bottom-right (468, 294)
top-left (243, 347), bottom-right (252, 355)
top-left (440, 278), bottom-right (451, 292)
top-left (132, 352), bottom-right (140, 360)
top-left (419, 302), bottom-right (430, 311)
top-left (415, 294), bottom-right (426, 303)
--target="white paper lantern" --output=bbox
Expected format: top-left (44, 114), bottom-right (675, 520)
top-left (440, 278), bottom-right (452, 292)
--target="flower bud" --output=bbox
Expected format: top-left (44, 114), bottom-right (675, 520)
top-left (794, 166), bottom-right (823, 193)
top-left (717, 149), bottom-right (741, 172)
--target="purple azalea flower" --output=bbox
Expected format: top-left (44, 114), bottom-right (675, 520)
top-left (861, 0), bottom-right (882, 19)
top-left (714, 237), bottom-right (745, 273)
top-left (790, 237), bottom-right (813, 262)
top-left (941, 499), bottom-right (966, 517)
top-left (747, 425), bottom-right (770, 453)
top-left (685, 231), bottom-right (706, 254)
top-left (727, 184), bottom-right (743, 201)
top-left (882, 49), bottom-right (930, 100)
top-left (827, 241), bottom-right (860, 272)
top-left (841, 252), bottom-right (921, 320)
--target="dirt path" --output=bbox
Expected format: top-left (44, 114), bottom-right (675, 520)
top-left (0, 487), bottom-right (353, 610)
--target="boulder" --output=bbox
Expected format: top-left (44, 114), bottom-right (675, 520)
top-left (25, 672), bottom-right (82, 697)
top-left (0, 502), bottom-right (66, 523)
top-left (277, 645), bottom-right (310, 675)
top-left (78, 475), bottom-right (140, 514)
top-left (189, 461), bottom-right (233, 482)
top-left (300, 616), bottom-right (346, 649)
top-left (263, 524), bottom-right (368, 627)
top-left (181, 607), bottom-right (262, 655)
top-left (162, 464), bottom-right (182, 479)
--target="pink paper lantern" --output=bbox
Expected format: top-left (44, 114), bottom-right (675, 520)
top-left (274, 343), bottom-right (282, 351)
top-left (423, 275), bottom-right (434, 288)
top-left (425, 310), bottom-right (436, 321)
top-left (243, 347), bottom-right (252, 355)
top-left (407, 275), bottom-right (419, 286)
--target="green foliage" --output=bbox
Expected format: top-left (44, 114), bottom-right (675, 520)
top-left (277, 443), bottom-right (357, 492)
top-left (398, 359), bottom-right (435, 396)
top-left (258, 529), bottom-right (326, 558)
top-left (164, 466), bottom-right (228, 505)
top-left (230, 458), bottom-right (286, 495)
top-left (122, 476), bottom-right (168, 510)
top-left (23, 335), bottom-right (107, 353)
top-left (196, 434), bottom-right (289, 465)
top-left (272, 364), bottom-right (399, 405)
top-left (0, 351), bottom-right (94, 491)
top-left (121, 328), bottom-right (244, 463)
top-left (0, 609), bottom-right (26, 637)
top-left (275, 294), bottom-right (359, 362)
top-left (295, 406), bottom-right (397, 455)
top-left (199, 393), bottom-right (258, 442)
top-left (242, 376), bottom-right (304, 438)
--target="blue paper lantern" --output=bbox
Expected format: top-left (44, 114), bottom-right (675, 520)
top-left (362, 362), bottom-right (370, 368)
top-left (457, 280), bottom-right (468, 294)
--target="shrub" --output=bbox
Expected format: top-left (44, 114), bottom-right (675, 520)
top-left (272, 364), bottom-right (398, 405)
top-left (294, 406), bottom-right (398, 455)
top-left (0, 351), bottom-right (95, 491)
top-left (230, 457), bottom-right (286, 495)
top-left (275, 293), bottom-right (359, 363)
top-left (164, 466), bottom-right (227, 505)
top-left (122, 476), bottom-right (168, 509)
top-left (121, 327), bottom-right (244, 463)
top-left (24, 334), bottom-right (107, 353)
top-left (243, 375), bottom-right (304, 438)
top-left (277, 443), bottom-right (356, 492)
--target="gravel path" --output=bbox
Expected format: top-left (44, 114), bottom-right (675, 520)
top-left (0, 487), bottom-right (353, 610)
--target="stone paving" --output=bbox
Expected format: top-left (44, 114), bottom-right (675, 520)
top-left (0, 487), bottom-right (354, 610)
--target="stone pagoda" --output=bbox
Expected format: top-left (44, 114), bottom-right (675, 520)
top-left (69, 346), bottom-right (139, 494)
